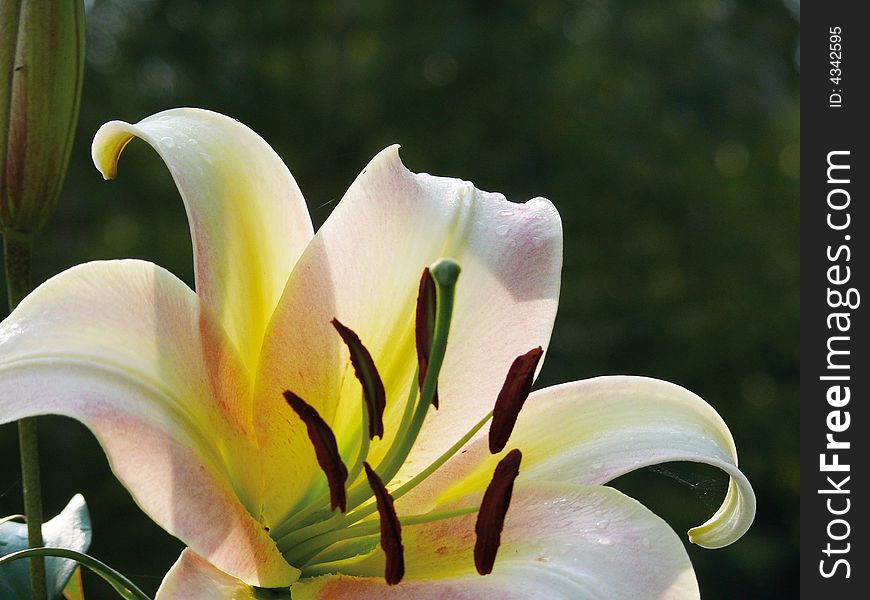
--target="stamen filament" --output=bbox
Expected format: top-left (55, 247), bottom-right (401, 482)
top-left (273, 375), bottom-right (419, 545)
top-left (281, 404), bottom-right (491, 556)
top-left (344, 394), bottom-right (372, 488)
top-left (276, 513), bottom-right (343, 554)
top-left (282, 506), bottom-right (478, 567)
top-left (304, 536), bottom-right (381, 569)
top-left (342, 409), bottom-right (493, 528)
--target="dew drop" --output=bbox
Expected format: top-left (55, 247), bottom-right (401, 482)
top-left (498, 209), bottom-right (515, 217)
top-left (595, 519), bottom-right (610, 530)
top-left (495, 224), bottom-right (510, 236)
top-left (531, 236), bottom-right (544, 248)
top-left (641, 537), bottom-right (652, 549)
top-left (159, 136), bottom-right (176, 148)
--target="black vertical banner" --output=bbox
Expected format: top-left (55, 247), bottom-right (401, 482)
top-left (801, 2), bottom-right (869, 597)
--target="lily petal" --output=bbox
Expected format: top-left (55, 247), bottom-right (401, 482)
top-left (255, 146), bottom-right (562, 523)
top-left (404, 376), bottom-right (755, 549)
top-left (295, 483), bottom-right (699, 600)
top-left (0, 260), bottom-right (297, 587)
top-left (156, 550), bottom-right (271, 600)
top-left (92, 108), bottom-right (313, 373)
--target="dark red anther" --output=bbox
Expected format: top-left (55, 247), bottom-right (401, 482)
top-left (488, 347), bottom-right (543, 454)
top-left (474, 448), bottom-right (522, 575)
top-left (284, 391), bottom-right (348, 512)
top-left (364, 462), bottom-right (404, 585)
top-left (332, 318), bottom-right (386, 440)
top-left (415, 267), bottom-right (440, 408)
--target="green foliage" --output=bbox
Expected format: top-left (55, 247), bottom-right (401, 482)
top-left (1, 0), bottom-right (798, 597)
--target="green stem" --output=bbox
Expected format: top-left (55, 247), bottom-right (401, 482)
top-left (3, 234), bottom-right (47, 600)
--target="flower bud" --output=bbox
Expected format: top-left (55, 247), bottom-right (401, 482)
top-left (1, 0), bottom-right (84, 236)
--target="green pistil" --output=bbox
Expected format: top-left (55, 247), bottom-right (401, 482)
top-left (353, 258), bottom-right (460, 497)
top-left (283, 506), bottom-right (478, 567)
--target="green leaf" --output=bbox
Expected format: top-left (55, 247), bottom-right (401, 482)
top-left (0, 494), bottom-right (92, 599)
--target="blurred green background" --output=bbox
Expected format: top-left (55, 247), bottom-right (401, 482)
top-left (1, 0), bottom-right (799, 597)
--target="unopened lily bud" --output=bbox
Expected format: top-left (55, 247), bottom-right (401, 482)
top-left (1, 0), bottom-right (85, 236)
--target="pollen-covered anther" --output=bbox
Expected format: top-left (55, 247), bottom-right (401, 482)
top-left (474, 448), bottom-right (522, 575)
top-left (489, 347), bottom-right (544, 453)
top-left (364, 462), bottom-right (404, 585)
top-left (284, 390), bottom-right (348, 512)
top-left (331, 318), bottom-right (386, 439)
top-left (415, 267), bottom-right (439, 408)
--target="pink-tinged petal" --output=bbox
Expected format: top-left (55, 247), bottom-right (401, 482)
top-left (0, 260), bottom-right (297, 587)
top-left (156, 550), bottom-right (264, 600)
top-left (403, 376), bottom-right (755, 549)
top-left (294, 484), bottom-right (699, 600)
top-left (92, 108), bottom-right (314, 373)
top-left (255, 146), bottom-right (562, 524)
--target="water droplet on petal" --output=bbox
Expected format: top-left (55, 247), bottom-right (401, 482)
top-left (595, 519), bottom-right (609, 530)
top-left (641, 537), bottom-right (652, 549)
top-left (159, 136), bottom-right (176, 148)
top-left (495, 225), bottom-right (510, 236)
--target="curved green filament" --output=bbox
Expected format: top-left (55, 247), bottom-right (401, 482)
top-left (276, 512), bottom-right (344, 554)
top-left (342, 409), bottom-right (493, 528)
top-left (274, 375), bottom-right (419, 548)
top-left (283, 506), bottom-right (478, 568)
top-left (303, 536), bottom-right (381, 568)
top-left (344, 394), bottom-right (371, 489)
